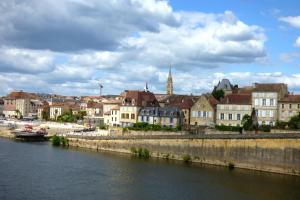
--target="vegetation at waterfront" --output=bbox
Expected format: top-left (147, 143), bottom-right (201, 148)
top-left (125, 122), bottom-right (182, 132)
top-left (130, 147), bottom-right (150, 159)
top-left (182, 154), bottom-right (191, 163)
top-left (215, 124), bottom-right (241, 132)
top-left (52, 135), bottom-right (69, 147)
top-left (56, 109), bottom-right (86, 123)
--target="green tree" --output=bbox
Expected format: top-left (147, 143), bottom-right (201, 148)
top-left (42, 109), bottom-right (50, 121)
top-left (241, 114), bottom-right (252, 131)
top-left (212, 89), bottom-right (225, 101)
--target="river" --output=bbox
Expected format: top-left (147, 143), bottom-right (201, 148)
top-left (0, 138), bottom-right (299, 200)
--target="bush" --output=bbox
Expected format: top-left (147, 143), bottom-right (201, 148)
top-left (52, 135), bottom-right (68, 147)
top-left (128, 122), bottom-right (179, 132)
top-left (60, 137), bottom-right (69, 147)
top-left (259, 124), bottom-right (271, 132)
top-left (99, 125), bottom-right (107, 130)
top-left (130, 147), bottom-right (150, 159)
top-left (275, 121), bottom-right (287, 129)
top-left (215, 124), bottom-right (240, 132)
top-left (288, 115), bottom-right (300, 130)
top-left (52, 135), bottom-right (61, 146)
top-left (182, 154), bottom-right (191, 163)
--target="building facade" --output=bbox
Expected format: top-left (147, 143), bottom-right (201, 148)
top-left (190, 94), bottom-right (218, 126)
top-left (138, 107), bottom-right (184, 128)
top-left (110, 106), bottom-right (120, 127)
top-left (278, 95), bottom-right (300, 122)
top-left (120, 90), bottom-right (159, 127)
top-left (216, 94), bottom-right (252, 126)
top-left (252, 83), bottom-right (288, 126)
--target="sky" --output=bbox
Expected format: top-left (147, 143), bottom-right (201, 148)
top-left (0, 0), bottom-right (300, 96)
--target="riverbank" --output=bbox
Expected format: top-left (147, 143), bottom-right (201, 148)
top-left (67, 133), bottom-right (300, 176)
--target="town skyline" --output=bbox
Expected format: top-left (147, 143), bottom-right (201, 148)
top-left (0, 0), bottom-right (300, 96)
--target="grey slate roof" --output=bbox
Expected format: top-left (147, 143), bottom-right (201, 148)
top-left (139, 106), bottom-right (183, 117)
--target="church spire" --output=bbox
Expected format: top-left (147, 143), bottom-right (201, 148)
top-left (166, 65), bottom-right (173, 95)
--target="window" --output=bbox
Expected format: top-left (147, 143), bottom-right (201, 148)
top-left (111, 117), bottom-right (113, 121)
top-left (229, 114), bottom-right (232, 120)
top-left (170, 118), bottom-right (173, 123)
top-left (141, 116), bottom-right (144, 121)
top-left (262, 99), bottom-right (266, 106)
top-left (198, 111), bottom-right (201, 117)
top-left (289, 104), bottom-right (292, 109)
top-left (237, 114), bottom-right (241, 121)
top-left (298, 104), bottom-right (300, 109)
top-left (131, 114), bottom-right (135, 119)
top-left (146, 116), bottom-right (149, 122)
top-left (203, 111), bottom-right (207, 118)
top-left (269, 110), bottom-right (274, 118)
top-left (262, 110), bottom-right (266, 117)
top-left (126, 114), bottom-right (129, 119)
top-left (255, 99), bottom-right (259, 106)
top-left (282, 104), bottom-right (284, 109)
top-left (220, 113), bottom-right (224, 120)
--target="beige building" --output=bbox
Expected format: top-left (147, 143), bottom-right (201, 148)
top-left (190, 94), bottom-right (218, 126)
top-left (252, 83), bottom-right (288, 126)
top-left (49, 103), bottom-right (69, 120)
top-left (3, 91), bottom-right (39, 118)
top-left (109, 106), bottom-right (120, 127)
top-left (120, 90), bottom-right (159, 127)
top-left (216, 94), bottom-right (252, 126)
top-left (278, 95), bottom-right (300, 122)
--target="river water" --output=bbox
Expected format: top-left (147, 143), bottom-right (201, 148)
top-left (0, 138), bottom-right (299, 200)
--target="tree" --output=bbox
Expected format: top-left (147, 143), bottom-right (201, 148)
top-left (42, 109), bottom-right (50, 121)
top-left (241, 114), bottom-right (252, 131)
top-left (212, 89), bottom-right (225, 101)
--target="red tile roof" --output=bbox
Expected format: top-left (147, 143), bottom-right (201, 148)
top-left (253, 83), bottom-right (287, 93)
top-left (279, 94), bottom-right (300, 103)
top-left (6, 91), bottom-right (38, 99)
top-left (122, 90), bottom-right (159, 107)
top-left (219, 94), bottom-right (252, 105)
top-left (87, 101), bottom-right (103, 108)
top-left (164, 95), bottom-right (197, 109)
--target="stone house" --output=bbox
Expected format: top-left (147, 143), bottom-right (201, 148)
top-left (278, 94), bottom-right (300, 122)
top-left (49, 103), bottom-right (70, 120)
top-left (216, 94), bottom-right (252, 126)
top-left (120, 90), bottom-right (159, 127)
top-left (3, 91), bottom-right (39, 118)
top-left (138, 106), bottom-right (184, 128)
top-left (110, 106), bottom-right (120, 127)
top-left (161, 95), bottom-right (197, 126)
top-left (190, 94), bottom-right (218, 126)
top-left (252, 83), bottom-right (288, 126)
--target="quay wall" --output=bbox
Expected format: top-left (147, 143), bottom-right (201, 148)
top-left (68, 134), bottom-right (300, 176)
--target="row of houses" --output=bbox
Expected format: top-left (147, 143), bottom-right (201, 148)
top-left (2, 79), bottom-right (300, 129)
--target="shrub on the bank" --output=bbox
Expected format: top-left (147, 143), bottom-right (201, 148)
top-left (52, 135), bottom-right (69, 147)
top-left (275, 121), bottom-right (288, 129)
top-left (128, 122), bottom-right (180, 132)
top-left (52, 135), bottom-right (61, 146)
top-left (215, 124), bottom-right (240, 132)
top-left (182, 154), bottom-right (191, 163)
top-left (130, 147), bottom-right (150, 159)
top-left (259, 124), bottom-right (271, 132)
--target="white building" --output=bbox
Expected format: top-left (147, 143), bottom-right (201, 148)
top-left (252, 83), bottom-right (288, 126)
top-left (216, 94), bottom-right (252, 126)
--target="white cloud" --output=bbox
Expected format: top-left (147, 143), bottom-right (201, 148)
top-left (295, 36), bottom-right (300, 47)
top-left (0, 47), bottom-right (54, 73)
top-left (279, 16), bottom-right (300, 28)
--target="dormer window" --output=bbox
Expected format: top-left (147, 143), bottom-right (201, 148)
top-left (132, 99), bottom-right (135, 106)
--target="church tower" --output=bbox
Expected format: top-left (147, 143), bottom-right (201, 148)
top-left (166, 66), bottom-right (173, 95)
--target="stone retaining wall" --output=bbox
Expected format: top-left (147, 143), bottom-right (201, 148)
top-left (68, 133), bottom-right (300, 176)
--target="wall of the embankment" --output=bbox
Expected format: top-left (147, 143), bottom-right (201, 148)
top-left (68, 134), bottom-right (300, 176)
